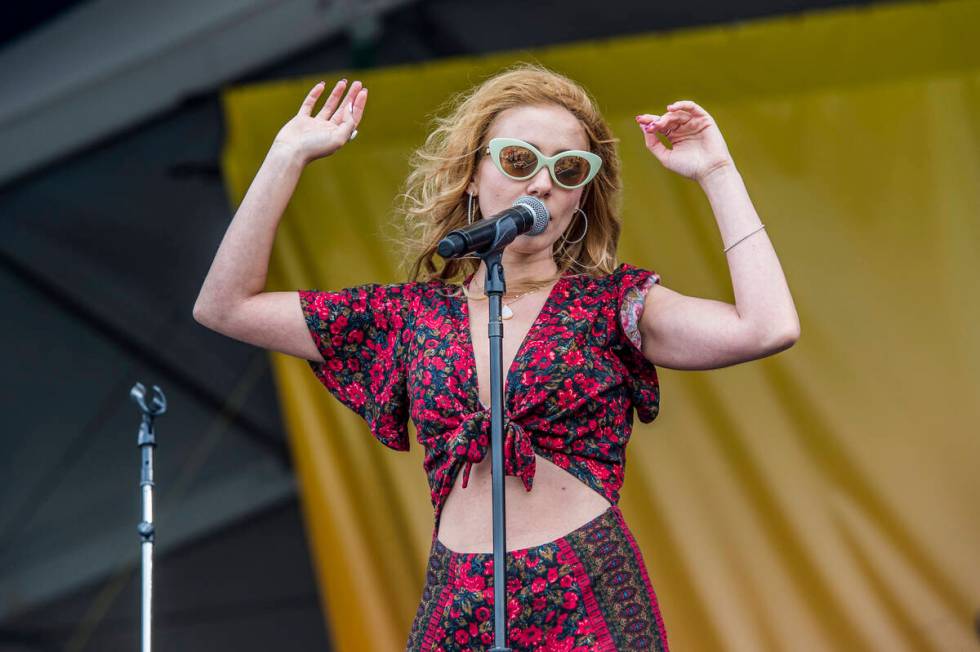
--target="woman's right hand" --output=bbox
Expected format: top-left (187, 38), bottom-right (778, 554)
top-left (273, 79), bottom-right (367, 164)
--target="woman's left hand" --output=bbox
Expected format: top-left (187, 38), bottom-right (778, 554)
top-left (636, 101), bottom-right (734, 182)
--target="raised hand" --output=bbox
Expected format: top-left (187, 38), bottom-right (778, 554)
top-left (635, 100), bottom-right (734, 182)
top-left (273, 79), bottom-right (368, 164)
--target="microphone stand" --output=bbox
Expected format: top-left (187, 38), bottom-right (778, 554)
top-left (440, 194), bottom-right (547, 650)
top-left (479, 248), bottom-right (513, 652)
top-left (130, 383), bottom-right (167, 652)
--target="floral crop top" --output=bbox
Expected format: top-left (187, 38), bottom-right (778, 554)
top-left (298, 263), bottom-right (661, 530)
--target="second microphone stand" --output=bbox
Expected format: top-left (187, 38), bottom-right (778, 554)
top-left (479, 248), bottom-right (514, 652)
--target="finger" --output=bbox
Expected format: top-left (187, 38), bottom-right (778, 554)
top-left (641, 114), bottom-right (671, 134)
top-left (642, 126), bottom-right (672, 160)
top-left (315, 79), bottom-right (348, 119)
top-left (655, 111), bottom-right (692, 133)
top-left (342, 88), bottom-right (368, 141)
top-left (343, 90), bottom-right (366, 139)
top-left (298, 82), bottom-right (326, 117)
top-left (344, 82), bottom-right (365, 122)
top-left (330, 80), bottom-right (363, 123)
top-left (667, 100), bottom-right (707, 115)
top-left (640, 122), bottom-right (672, 144)
top-left (350, 87), bottom-right (368, 126)
top-left (635, 113), bottom-right (660, 125)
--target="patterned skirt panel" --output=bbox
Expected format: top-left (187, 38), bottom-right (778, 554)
top-left (405, 505), bottom-right (669, 651)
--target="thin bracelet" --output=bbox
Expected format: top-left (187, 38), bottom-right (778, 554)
top-left (723, 224), bottom-right (766, 253)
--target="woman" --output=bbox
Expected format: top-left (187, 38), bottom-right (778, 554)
top-left (194, 63), bottom-right (799, 651)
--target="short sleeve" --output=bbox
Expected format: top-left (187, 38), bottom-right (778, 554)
top-left (298, 284), bottom-right (412, 451)
top-left (611, 263), bottom-right (662, 423)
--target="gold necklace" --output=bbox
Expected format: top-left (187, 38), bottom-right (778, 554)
top-left (461, 281), bottom-right (552, 320)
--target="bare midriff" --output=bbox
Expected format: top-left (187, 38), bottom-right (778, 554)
top-left (436, 279), bottom-right (613, 553)
top-left (437, 453), bottom-right (612, 553)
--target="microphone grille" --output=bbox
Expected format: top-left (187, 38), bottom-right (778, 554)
top-left (513, 195), bottom-right (550, 235)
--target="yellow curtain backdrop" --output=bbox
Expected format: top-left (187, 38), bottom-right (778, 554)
top-left (220, 1), bottom-right (980, 649)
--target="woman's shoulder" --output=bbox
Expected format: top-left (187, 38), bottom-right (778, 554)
top-left (565, 262), bottom-right (657, 292)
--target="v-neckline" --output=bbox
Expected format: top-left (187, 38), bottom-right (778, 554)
top-left (459, 271), bottom-right (568, 412)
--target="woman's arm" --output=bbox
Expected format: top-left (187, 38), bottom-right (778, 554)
top-left (192, 79), bottom-right (367, 362)
top-left (634, 101), bottom-right (800, 370)
top-left (192, 144), bottom-right (318, 359)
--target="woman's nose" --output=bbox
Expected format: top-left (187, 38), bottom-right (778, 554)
top-left (526, 166), bottom-right (553, 196)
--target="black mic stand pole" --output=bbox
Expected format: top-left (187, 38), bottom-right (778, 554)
top-left (130, 383), bottom-right (167, 652)
top-left (441, 195), bottom-right (547, 650)
top-left (479, 248), bottom-right (513, 652)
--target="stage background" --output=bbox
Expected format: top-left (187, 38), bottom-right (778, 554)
top-left (221, 1), bottom-right (980, 649)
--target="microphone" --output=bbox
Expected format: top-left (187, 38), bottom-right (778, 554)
top-left (437, 195), bottom-right (550, 259)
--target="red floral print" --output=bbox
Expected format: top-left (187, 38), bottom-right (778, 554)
top-left (299, 263), bottom-right (662, 535)
top-left (405, 506), bottom-right (669, 651)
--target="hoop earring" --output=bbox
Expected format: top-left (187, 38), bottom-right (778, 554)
top-left (467, 192), bottom-right (477, 225)
top-left (563, 208), bottom-right (588, 245)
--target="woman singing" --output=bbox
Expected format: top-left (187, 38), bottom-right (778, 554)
top-left (194, 63), bottom-right (800, 651)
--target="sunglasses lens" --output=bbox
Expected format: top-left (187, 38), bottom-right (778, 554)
top-left (498, 145), bottom-right (539, 178)
top-left (554, 155), bottom-right (590, 187)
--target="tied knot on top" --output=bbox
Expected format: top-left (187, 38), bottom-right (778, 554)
top-left (449, 410), bottom-right (536, 492)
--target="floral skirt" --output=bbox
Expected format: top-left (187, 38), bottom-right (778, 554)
top-left (406, 505), bottom-right (669, 651)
